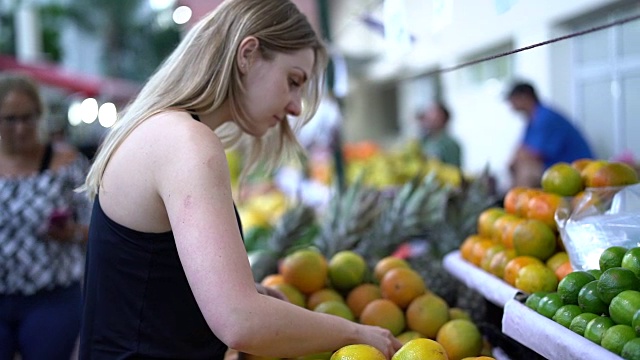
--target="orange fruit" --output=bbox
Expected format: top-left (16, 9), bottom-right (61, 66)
top-left (491, 213), bottom-right (524, 248)
top-left (380, 267), bottom-right (426, 309)
top-left (436, 319), bottom-right (484, 360)
top-left (514, 188), bottom-right (542, 217)
top-left (554, 261), bottom-right (574, 281)
top-left (541, 162), bottom-right (585, 196)
top-left (449, 307), bottom-right (472, 321)
top-left (331, 344), bottom-right (385, 360)
top-left (512, 219), bottom-right (557, 261)
top-left (373, 256), bottom-right (410, 283)
top-left (460, 235), bottom-right (485, 262)
top-left (392, 338), bottom-right (448, 360)
top-left (261, 274), bottom-right (286, 287)
top-left (280, 249), bottom-right (328, 295)
top-left (515, 263), bottom-right (559, 294)
top-left (588, 162), bottom-right (639, 187)
top-left (346, 283), bottom-right (382, 318)
top-left (480, 243), bottom-right (506, 272)
top-left (328, 251), bottom-right (367, 292)
top-left (580, 160), bottom-right (608, 184)
top-left (476, 207), bottom-right (506, 238)
top-left (546, 251), bottom-right (569, 272)
top-left (469, 238), bottom-right (499, 267)
top-left (270, 283), bottom-right (306, 307)
top-left (396, 330), bottom-right (424, 345)
top-left (359, 299), bottom-right (406, 336)
top-left (526, 192), bottom-right (565, 231)
top-left (487, 248), bottom-right (517, 278)
top-left (572, 158), bottom-right (595, 173)
top-left (313, 300), bottom-right (355, 321)
top-left (503, 256), bottom-right (543, 286)
top-left (307, 288), bottom-right (344, 311)
top-left (405, 293), bottom-right (450, 338)
top-left (503, 187), bottom-right (527, 215)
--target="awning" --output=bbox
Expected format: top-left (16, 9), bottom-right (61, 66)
top-left (0, 55), bottom-right (141, 102)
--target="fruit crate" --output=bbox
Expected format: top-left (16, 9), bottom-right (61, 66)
top-left (502, 295), bottom-right (623, 360)
top-left (443, 250), bottom-right (519, 307)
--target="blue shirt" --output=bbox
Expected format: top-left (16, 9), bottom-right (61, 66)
top-left (523, 104), bottom-right (594, 169)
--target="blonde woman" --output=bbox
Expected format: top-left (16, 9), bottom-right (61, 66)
top-left (78, 0), bottom-right (401, 359)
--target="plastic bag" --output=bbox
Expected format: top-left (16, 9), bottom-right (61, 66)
top-left (556, 183), bottom-right (640, 271)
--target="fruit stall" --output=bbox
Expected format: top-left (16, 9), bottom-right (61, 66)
top-left (230, 143), bottom-right (640, 359)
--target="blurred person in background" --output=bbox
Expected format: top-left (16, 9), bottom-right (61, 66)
top-left (506, 81), bottom-right (594, 188)
top-left (0, 74), bottom-right (92, 360)
top-left (78, 0), bottom-right (400, 358)
top-left (417, 101), bottom-right (462, 167)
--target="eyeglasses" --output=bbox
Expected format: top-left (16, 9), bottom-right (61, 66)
top-left (0, 113), bottom-right (40, 127)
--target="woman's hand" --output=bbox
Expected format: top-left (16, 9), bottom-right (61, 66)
top-left (356, 324), bottom-right (403, 359)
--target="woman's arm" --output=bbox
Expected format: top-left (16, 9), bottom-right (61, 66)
top-left (155, 122), bottom-right (400, 358)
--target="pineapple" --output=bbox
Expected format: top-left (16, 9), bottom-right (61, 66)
top-left (248, 203), bottom-right (317, 282)
top-left (313, 174), bottom-right (382, 259)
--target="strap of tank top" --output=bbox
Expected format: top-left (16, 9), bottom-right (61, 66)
top-left (38, 143), bottom-right (53, 173)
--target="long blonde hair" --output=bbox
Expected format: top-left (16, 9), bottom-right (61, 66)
top-left (82, 0), bottom-right (328, 198)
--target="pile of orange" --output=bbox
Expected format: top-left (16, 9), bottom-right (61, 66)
top-left (256, 249), bottom-right (492, 360)
top-left (459, 157), bottom-right (636, 294)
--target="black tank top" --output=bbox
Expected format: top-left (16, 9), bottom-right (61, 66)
top-left (79, 113), bottom-right (243, 359)
top-left (79, 196), bottom-right (242, 359)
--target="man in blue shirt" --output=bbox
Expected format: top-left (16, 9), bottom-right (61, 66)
top-left (507, 81), bottom-right (594, 187)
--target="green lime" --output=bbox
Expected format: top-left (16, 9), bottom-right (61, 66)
top-left (609, 290), bottom-right (640, 327)
top-left (569, 312), bottom-right (599, 336)
top-left (584, 316), bottom-right (616, 345)
top-left (633, 309), bottom-right (640, 336)
top-left (600, 246), bottom-right (629, 272)
top-left (587, 269), bottom-right (603, 280)
top-left (537, 293), bottom-right (564, 319)
top-left (525, 291), bottom-right (549, 311)
top-left (597, 267), bottom-right (640, 304)
top-left (622, 247), bottom-right (640, 278)
top-left (578, 280), bottom-right (609, 316)
top-left (601, 324), bottom-right (637, 355)
top-left (558, 271), bottom-right (596, 305)
top-left (552, 304), bottom-right (583, 328)
top-left (622, 337), bottom-right (640, 360)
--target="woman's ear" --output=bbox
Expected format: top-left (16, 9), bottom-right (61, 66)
top-left (237, 36), bottom-right (260, 74)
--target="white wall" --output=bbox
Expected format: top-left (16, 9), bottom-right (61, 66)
top-left (330, 0), bottom-right (624, 192)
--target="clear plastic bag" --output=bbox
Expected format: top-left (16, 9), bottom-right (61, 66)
top-left (556, 183), bottom-right (640, 271)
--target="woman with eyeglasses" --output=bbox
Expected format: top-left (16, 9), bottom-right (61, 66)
top-left (0, 74), bottom-right (92, 360)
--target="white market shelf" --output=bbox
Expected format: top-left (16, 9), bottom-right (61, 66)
top-left (443, 250), bottom-right (519, 307)
top-left (502, 298), bottom-right (623, 360)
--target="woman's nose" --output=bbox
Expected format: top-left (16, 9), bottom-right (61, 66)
top-left (286, 95), bottom-right (302, 117)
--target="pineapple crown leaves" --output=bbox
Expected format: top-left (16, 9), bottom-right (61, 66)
top-left (355, 172), bottom-right (450, 261)
top-left (430, 165), bottom-right (499, 257)
top-left (314, 173), bottom-right (382, 258)
top-left (266, 203), bottom-right (317, 255)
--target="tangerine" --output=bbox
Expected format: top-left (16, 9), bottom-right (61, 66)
top-left (588, 162), bottom-right (639, 187)
top-left (307, 288), bottom-right (344, 311)
top-left (541, 162), bottom-right (584, 196)
top-left (512, 219), bottom-right (557, 261)
top-left (477, 207), bottom-right (506, 238)
top-left (328, 251), bottom-right (367, 292)
top-left (526, 192), bottom-right (565, 231)
top-left (345, 283), bottom-right (382, 318)
top-left (503, 256), bottom-right (543, 286)
top-left (280, 249), bottom-right (328, 295)
top-left (359, 299), bottom-right (406, 336)
top-left (380, 267), bottom-right (427, 309)
top-left (373, 256), bottom-right (410, 283)
top-left (436, 319), bottom-right (483, 360)
top-left (392, 338), bottom-right (448, 360)
top-left (330, 344), bottom-right (385, 360)
top-left (405, 293), bottom-right (450, 338)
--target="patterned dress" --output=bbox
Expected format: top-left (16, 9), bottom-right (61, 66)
top-left (0, 146), bottom-right (92, 295)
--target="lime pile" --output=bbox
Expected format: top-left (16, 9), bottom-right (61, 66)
top-left (524, 245), bottom-right (640, 358)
